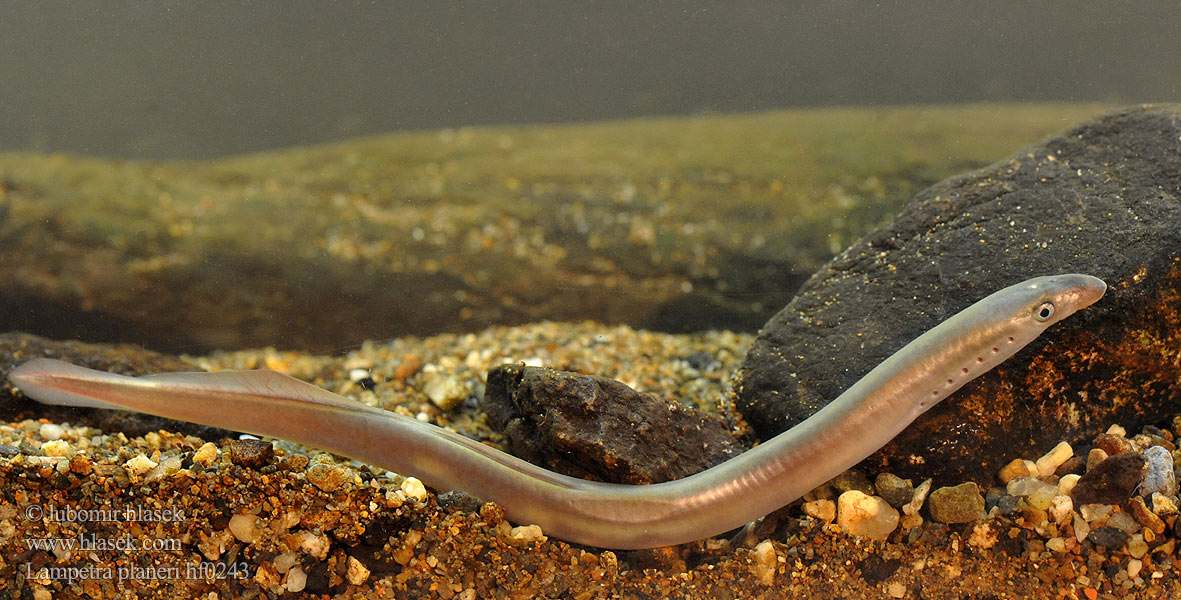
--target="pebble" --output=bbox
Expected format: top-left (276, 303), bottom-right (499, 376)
top-left (752, 540), bottom-right (777, 585)
top-left (1127, 558), bottom-right (1143, 579)
top-left (1086, 448), bottom-right (1109, 472)
top-left (422, 372), bottom-right (469, 410)
top-left (229, 438), bottom-right (274, 469)
top-left (1129, 496), bottom-right (1166, 534)
top-left (998, 458), bottom-right (1031, 484)
top-left (401, 476), bottom-right (428, 501)
top-left (1035, 441), bottom-right (1073, 477)
top-left (1106, 511), bottom-right (1140, 534)
top-left (193, 442), bottom-right (219, 466)
top-left (1070, 452), bottom-right (1146, 505)
top-left (928, 482), bottom-right (985, 524)
top-left (1152, 492), bottom-right (1178, 517)
top-left (40, 440), bottom-right (69, 457)
top-left (1046, 537), bottom-right (1067, 553)
top-left (509, 524), bottom-right (546, 542)
top-left (305, 456), bottom-right (354, 492)
top-left (228, 513), bottom-right (260, 543)
top-left (836, 491), bottom-right (899, 541)
top-left (1057, 473), bottom-right (1081, 496)
top-left (802, 499), bottom-right (836, 523)
top-left (1048, 495), bottom-right (1073, 524)
top-left (346, 555), bottom-right (371, 585)
top-left (830, 470), bottom-right (874, 495)
top-left (1085, 526), bottom-right (1129, 549)
top-left (286, 565), bottom-right (308, 592)
top-left (38, 423), bottom-right (65, 441)
top-left (1140, 446), bottom-right (1176, 496)
top-left (123, 454), bottom-right (158, 477)
top-left (1126, 534), bottom-right (1149, 559)
top-left (1093, 433), bottom-right (1133, 456)
top-left (875, 472), bottom-right (914, 508)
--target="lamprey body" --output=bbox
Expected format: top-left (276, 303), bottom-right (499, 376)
top-left (9, 274), bottom-right (1106, 548)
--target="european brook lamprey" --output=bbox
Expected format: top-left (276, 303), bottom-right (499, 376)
top-left (8, 274), bottom-right (1106, 549)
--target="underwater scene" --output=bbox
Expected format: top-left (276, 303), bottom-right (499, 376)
top-left (1, 4), bottom-right (1179, 599)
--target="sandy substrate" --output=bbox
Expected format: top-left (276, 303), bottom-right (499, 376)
top-left (2, 322), bottom-right (1178, 599)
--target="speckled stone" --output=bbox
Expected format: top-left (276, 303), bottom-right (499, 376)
top-left (927, 482), bottom-right (986, 524)
top-left (1140, 445), bottom-right (1176, 497)
top-left (831, 470), bottom-right (874, 495)
top-left (1086, 526), bottom-right (1130, 550)
top-left (229, 438), bottom-right (275, 469)
top-left (1070, 452), bottom-right (1147, 505)
top-left (482, 365), bottom-right (741, 484)
top-left (875, 472), bottom-right (915, 508)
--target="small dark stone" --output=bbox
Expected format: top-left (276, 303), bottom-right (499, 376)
top-left (482, 365), bottom-right (741, 484)
top-left (830, 470), bottom-right (874, 495)
top-left (858, 554), bottom-right (901, 585)
top-left (875, 472), bottom-right (914, 507)
top-left (1093, 433), bottom-right (1134, 457)
top-left (437, 490), bottom-right (484, 513)
top-left (355, 376), bottom-right (376, 391)
top-left (684, 351), bottom-right (720, 373)
top-left (0, 444), bottom-right (18, 456)
top-left (994, 494), bottom-right (1020, 516)
top-left (1070, 452), bottom-right (1146, 505)
top-left (1086, 525), bottom-right (1130, 550)
top-left (18, 441), bottom-right (40, 455)
top-left (1053, 456), bottom-right (1086, 477)
top-left (228, 438), bottom-right (274, 469)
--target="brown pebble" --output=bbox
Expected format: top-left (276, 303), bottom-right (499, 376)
top-left (1093, 433), bottom-right (1133, 456)
top-left (1053, 456), bottom-right (1086, 477)
top-left (393, 355), bottom-right (422, 380)
top-left (875, 472), bottom-right (915, 508)
top-left (928, 482), bottom-right (986, 524)
top-left (1130, 496), bottom-right (1167, 535)
top-left (1070, 452), bottom-right (1146, 505)
top-left (69, 453), bottom-right (93, 475)
top-left (1086, 448), bottom-right (1109, 472)
top-left (229, 439), bottom-right (275, 469)
top-left (282, 454), bottom-right (310, 471)
top-left (999, 458), bottom-right (1032, 484)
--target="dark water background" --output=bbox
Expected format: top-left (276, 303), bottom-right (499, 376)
top-left (1, 2), bottom-right (1178, 159)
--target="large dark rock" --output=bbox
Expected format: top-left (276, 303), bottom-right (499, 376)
top-left (482, 365), bottom-right (742, 484)
top-left (737, 105), bottom-right (1181, 484)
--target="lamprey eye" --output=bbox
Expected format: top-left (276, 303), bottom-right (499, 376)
top-left (1034, 301), bottom-right (1055, 322)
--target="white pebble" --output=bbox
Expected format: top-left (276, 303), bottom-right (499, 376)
top-left (123, 454), bottom-right (158, 477)
top-left (193, 442), bottom-right (219, 466)
top-left (38, 423), bottom-right (65, 441)
top-left (1152, 492), bottom-right (1178, 516)
top-left (1046, 537), bottom-right (1066, 553)
top-left (1105, 424), bottom-right (1126, 436)
top-left (509, 524), bottom-right (546, 542)
top-left (422, 374), bottom-right (469, 410)
top-left (752, 540), bottom-right (777, 585)
top-left (1128, 558), bottom-right (1143, 579)
top-left (1057, 473), bottom-right (1081, 496)
top-left (1035, 441), bottom-right (1073, 477)
top-left (1048, 495), bottom-right (1074, 524)
top-left (1141, 446), bottom-right (1177, 496)
top-left (41, 440), bottom-right (70, 457)
top-left (802, 499), bottom-right (836, 523)
top-left (1073, 513), bottom-right (1091, 543)
top-left (346, 555), bottom-right (371, 585)
top-left (400, 477), bottom-right (428, 501)
top-left (286, 565), bottom-right (308, 592)
top-left (228, 514), bottom-right (259, 543)
top-left (837, 491), bottom-right (899, 541)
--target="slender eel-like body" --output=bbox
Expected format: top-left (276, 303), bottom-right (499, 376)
top-left (9, 274), bottom-right (1105, 549)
